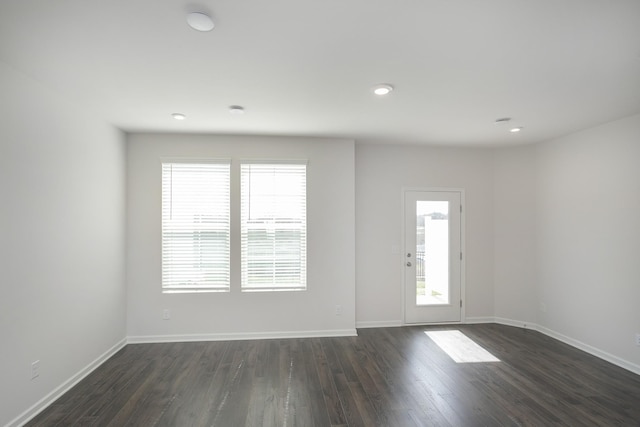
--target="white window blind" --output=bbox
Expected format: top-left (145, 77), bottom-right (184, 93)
top-left (241, 162), bottom-right (307, 291)
top-left (162, 161), bottom-right (230, 292)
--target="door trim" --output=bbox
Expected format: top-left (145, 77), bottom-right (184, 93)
top-left (401, 187), bottom-right (466, 325)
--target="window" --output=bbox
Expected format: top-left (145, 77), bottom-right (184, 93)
top-left (241, 162), bottom-right (307, 291)
top-left (161, 161), bottom-right (230, 292)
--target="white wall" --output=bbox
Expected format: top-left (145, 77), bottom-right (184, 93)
top-left (0, 63), bottom-right (127, 426)
top-left (493, 145), bottom-right (538, 324)
top-left (536, 113), bottom-right (640, 368)
top-left (126, 134), bottom-right (356, 339)
top-left (2, 61), bottom-right (638, 424)
top-left (355, 143), bottom-right (495, 325)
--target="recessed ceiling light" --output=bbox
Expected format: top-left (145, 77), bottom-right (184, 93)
top-left (172, 113), bottom-right (186, 120)
top-left (510, 126), bottom-right (523, 133)
top-left (229, 105), bottom-right (245, 115)
top-left (187, 12), bottom-right (215, 32)
top-left (372, 84), bottom-right (394, 96)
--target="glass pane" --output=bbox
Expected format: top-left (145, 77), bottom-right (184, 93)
top-left (241, 163), bottom-right (307, 291)
top-left (416, 201), bottom-right (449, 305)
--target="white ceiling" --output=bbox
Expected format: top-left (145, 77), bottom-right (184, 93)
top-left (1, 0), bottom-right (639, 146)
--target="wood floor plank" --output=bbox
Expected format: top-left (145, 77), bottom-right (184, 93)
top-left (24, 324), bottom-right (640, 426)
top-left (310, 338), bottom-right (348, 426)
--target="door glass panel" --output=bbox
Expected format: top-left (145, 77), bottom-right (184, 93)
top-left (416, 201), bottom-right (449, 305)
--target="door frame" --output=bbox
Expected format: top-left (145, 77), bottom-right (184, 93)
top-left (401, 187), bottom-right (466, 325)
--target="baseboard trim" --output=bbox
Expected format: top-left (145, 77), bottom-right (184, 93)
top-left (356, 320), bottom-right (403, 329)
top-left (491, 317), bottom-right (640, 376)
top-left (8, 321), bottom-right (639, 426)
top-left (127, 328), bottom-right (358, 344)
top-left (534, 324), bottom-right (640, 376)
top-left (464, 316), bottom-right (496, 324)
top-left (493, 316), bottom-right (536, 329)
top-left (7, 337), bottom-right (127, 427)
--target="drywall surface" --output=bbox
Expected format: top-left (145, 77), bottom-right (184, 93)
top-left (536, 113), bottom-right (640, 367)
top-left (493, 145), bottom-right (538, 324)
top-left (355, 143), bottom-right (495, 325)
top-left (0, 63), bottom-right (126, 426)
top-left (126, 134), bottom-right (356, 339)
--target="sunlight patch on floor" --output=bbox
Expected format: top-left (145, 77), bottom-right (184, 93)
top-left (425, 330), bottom-right (500, 363)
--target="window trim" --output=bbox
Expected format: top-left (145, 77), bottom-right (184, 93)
top-left (240, 160), bottom-right (308, 292)
top-left (161, 158), bottom-right (231, 293)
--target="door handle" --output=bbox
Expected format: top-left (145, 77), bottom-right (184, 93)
top-left (406, 262), bottom-right (412, 267)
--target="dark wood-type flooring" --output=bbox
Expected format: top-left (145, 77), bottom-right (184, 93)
top-left (27, 324), bottom-right (640, 426)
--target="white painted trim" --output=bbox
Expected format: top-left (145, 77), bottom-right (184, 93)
top-left (493, 316), bottom-right (535, 329)
top-left (404, 320), bottom-right (464, 326)
top-left (9, 321), bottom-right (639, 427)
top-left (127, 329), bottom-right (358, 344)
top-left (459, 190), bottom-right (466, 323)
top-left (534, 324), bottom-right (640, 376)
top-left (356, 320), bottom-right (403, 329)
top-left (401, 187), bottom-right (466, 325)
top-left (464, 316), bottom-right (496, 324)
top-left (491, 317), bottom-right (640, 376)
top-left (6, 338), bottom-right (127, 427)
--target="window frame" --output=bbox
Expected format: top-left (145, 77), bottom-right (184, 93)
top-left (240, 160), bottom-right (308, 292)
top-left (161, 159), bottom-right (231, 293)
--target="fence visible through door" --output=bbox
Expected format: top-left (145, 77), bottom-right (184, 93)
top-left (404, 190), bottom-right (462, 323)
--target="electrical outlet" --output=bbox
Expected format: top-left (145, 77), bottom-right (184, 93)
top-left (335, 305), bottom-right (342, 316)
top-left (162, 309), bottom-right (171, 320)
top-left (31, 360), bottom-right (40, 380)
top-left (635, 333), bottom-right (640, 346)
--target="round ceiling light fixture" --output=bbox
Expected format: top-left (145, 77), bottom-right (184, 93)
top-left (510, 126), bottom-right (523, 133)
top-left (187, 12), bottom-right (215, 32)
top-left (171, 113), bottom-right (186, 120)
top-left (372, 84), bottom-right (394, 96)
top-left (229, 105), bottom-right (245, 115)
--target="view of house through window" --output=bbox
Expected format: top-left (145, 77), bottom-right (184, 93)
top-left (161, 160), bottom-right (307, 293)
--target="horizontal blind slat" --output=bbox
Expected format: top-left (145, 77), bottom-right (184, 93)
top-left (162, 162), bottom-right (230, 291)
top-left (241, 163), bottom-right (307, 291)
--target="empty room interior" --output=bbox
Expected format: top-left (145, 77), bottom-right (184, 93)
top-left (1, 1), bottom-right (640, 426)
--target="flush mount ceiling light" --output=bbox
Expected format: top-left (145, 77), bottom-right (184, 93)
top-left (372, 84), bottom-right (394, 96)
top-left (187, 12), bottom-right (215, 31)
top-left (171, 113), bottom-right (186, 120)
top-left (229, 105), bottom-right (245, 114)
top-left (495, 117), bottom-right (524, 133)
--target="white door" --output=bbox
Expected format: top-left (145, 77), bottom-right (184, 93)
top-left (404, 190), bottom-right (462, 323)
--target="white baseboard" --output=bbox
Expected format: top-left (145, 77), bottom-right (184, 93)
top-left (534, 324), bottom-right (640, 376)
top-left (493, 316), bottom-right (537, 329)
top-left (7, 338), bottom-right (127, 427)
top-left (127, 328), bottom-right (358, 344)
top-left (8, 321), bottom-right (639, 427)
top-left (356, 320), bottom-right (403, 329)
top-left (464, 316), bottom-right (495, 324)
top-left (491, 317), bottom-right (640, 376)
